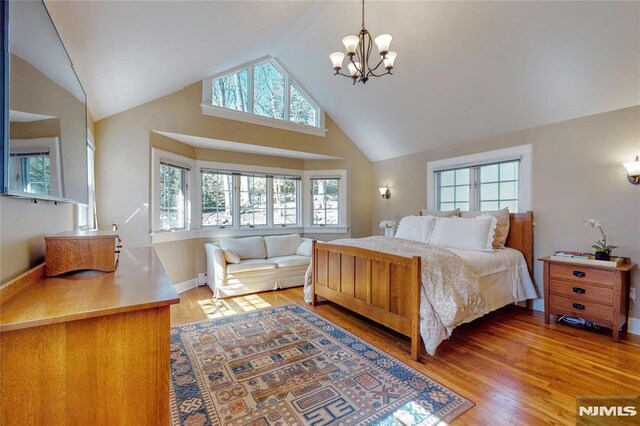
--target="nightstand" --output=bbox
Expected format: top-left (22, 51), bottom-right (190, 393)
top-left (539, 257), bottom-right (637, 341)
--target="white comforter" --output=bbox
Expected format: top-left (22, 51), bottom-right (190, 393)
top-left (304, 236), bottom-right (490, 355)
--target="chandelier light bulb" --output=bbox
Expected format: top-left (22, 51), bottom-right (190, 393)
top-left (329, 52), bottom-right (345, 70)
top-left (348, 62), bottom-right (360, 76)
top-left (374, 34), bottom-right (392, 54)
top-left (383, 51), bottom-right (397, 69)
top-left (342, 35), bottom-right (360, 54)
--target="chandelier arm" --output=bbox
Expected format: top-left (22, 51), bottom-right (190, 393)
top-left (367, 71), bottom-right (392, 78)
top-left (366, 57), bottom-right (386, 76)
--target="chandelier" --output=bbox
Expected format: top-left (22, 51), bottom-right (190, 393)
top-left (329, 0), bottom-right (397, 84)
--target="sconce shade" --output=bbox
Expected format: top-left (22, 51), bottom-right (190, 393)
top-left (329, 52), bottom-right (345, 70)
top-left (379, 186), bottom-right (391, 199)
top-left (623, 156), bottom-right (640, 184)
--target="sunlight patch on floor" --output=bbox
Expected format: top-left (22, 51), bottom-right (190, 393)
top-left (197, 294), bottom-right (271, 319)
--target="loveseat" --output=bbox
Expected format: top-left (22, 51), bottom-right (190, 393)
top-left (204, 234), bottom-right (313, 298)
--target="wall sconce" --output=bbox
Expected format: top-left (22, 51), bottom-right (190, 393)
top-left (379, 185), bottom-right (391, 199)
top-left (623, 156), bottom-right (640, 185)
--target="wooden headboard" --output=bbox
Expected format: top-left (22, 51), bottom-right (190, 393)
top-left (418, 210), bottom-right (534, 275)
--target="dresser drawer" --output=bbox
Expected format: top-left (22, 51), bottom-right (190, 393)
top-left (549, 294), bottom-right (612, 321)
top-left (548, 279), bottom-right (614, 305)
top-left (549, 263), bottom-right (614, 286)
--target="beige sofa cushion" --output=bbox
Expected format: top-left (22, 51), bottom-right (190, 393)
top-left (264, 234), bottom-right (302, 258)
top-left (227, 259), bottom-right (277, 273)
top-left (420, 208), bottom-right (461, 217)
top-left (220, 236), bottom-right (267, 260)
top-left (460, 207), bottom-right (510, 249)
top-left (268, 255), bottom-right (311, 268)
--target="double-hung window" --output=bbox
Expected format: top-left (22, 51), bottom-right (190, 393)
top-left (311, 178), bottom-right (340, 225)
top-left (201, 170), bottom-right (234, 227)
top-left (159, 162), bottom-right (189, 230)
top-left (240, 174), bottom-right (268, 227)
top-left (435, 159), bottom-right (521, 212)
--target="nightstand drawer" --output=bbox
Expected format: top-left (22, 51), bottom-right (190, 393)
top-left (549, 294), bottom-right (611, 320)
top-left (549, 279), bottom-right (613, 305)
top-left (549, 263), bottom-right (614, 285)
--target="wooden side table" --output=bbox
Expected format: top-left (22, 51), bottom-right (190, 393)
top-left (539, 256), bottom-right (636, 341)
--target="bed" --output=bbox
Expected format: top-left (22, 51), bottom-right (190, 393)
top-left (307, 212), bottom-right (536, 360)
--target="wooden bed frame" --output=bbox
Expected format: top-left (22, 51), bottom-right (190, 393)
top-left (311, 212), bottom-right (534, 361)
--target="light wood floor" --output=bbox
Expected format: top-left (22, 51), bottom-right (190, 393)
top-left (171, 286), bottom-right (640, 425)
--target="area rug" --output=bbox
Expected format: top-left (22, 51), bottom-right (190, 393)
top-left (169, 303), bottom-right (473, 426)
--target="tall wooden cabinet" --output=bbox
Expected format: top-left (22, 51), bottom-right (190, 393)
top-left (0, 248), bottom-right (180, 425)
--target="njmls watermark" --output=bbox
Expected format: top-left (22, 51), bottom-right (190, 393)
top-left (577, 396), bottom-right (639, 425)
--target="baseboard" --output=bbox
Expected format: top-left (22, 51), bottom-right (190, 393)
top-left (628, 317), bottom-right (640, 336)
top-left (174, 278), bottom-right (197, 294)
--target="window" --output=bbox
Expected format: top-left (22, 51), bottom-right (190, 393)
top-left (435, 160), bottom-right (520, 212)
top-left (202, 58), bottom-right (324, 136)
top-left (240, 175), bottom-right (268, 227)
top-left (312, 178), bottom-right (340, 225)
top-left (77, 140), bottom-right (96, 230)
top-left (428, 145), bottom-right (532, 213)
top-left (201, 170), bottom-right (233, 227)
top-left (159, 162), bottom-right (188, 230)
top-left (212, 69), bottom-right (249, 112)
top-left (19, 152), bottom-right (50, 195)
top-left (273, 177), bottom-right (299, 225)
top-left (253, 62), bottom-right (285, 120)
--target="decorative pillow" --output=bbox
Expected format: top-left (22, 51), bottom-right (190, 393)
top-left (296, 240), bottom-right (313, 257)
top-left (460, 207), bottom-right (510, 249)
top-left (395, 215), bottom-right (437, 243)
top-left (429, 216), bottom-right (497, 252)
top-left (420, 208), bottom-right (461, 217)
top-left (264, 234), bottom-right (303, 258)
top-left (223, 249), bottom-right (241, 264)
top-left (220, 236), bottom-right (267, 260)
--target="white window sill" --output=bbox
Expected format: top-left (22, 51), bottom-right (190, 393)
top-left (201, 104), bottom-right (327, 137)
top-left (151, 226), bottom-right (348, 244)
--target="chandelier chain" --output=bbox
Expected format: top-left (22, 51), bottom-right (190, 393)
top-left (362, 0), bottom-right (365, 30)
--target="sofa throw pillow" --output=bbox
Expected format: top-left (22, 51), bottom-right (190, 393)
top-left (460, 207), bottom-right (510, 249)
top-left (430, 216), bottom-right (497, 252)
top-left (220, 236), bottom-right (267, 260)
top-left (296, 240), bottom-right (313, 257)
top-left (420, 208), bottom-right (461, 217)
top-left (223, 249), bottom-right (241, 264)
top-left (264, 234), bottom-right (303, 258)
top-left (395, 215), bottom-right (436, 243)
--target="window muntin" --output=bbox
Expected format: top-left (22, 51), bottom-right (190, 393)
top-left (212, 69), bottom-right (249, 112)
top-left (289, 84), bottom-right (318, 127)
top-left (253, 62), bottom-right (285, 120)
top-left (273, 177), bottom-right (299, 225)
top-left (240, 175), bottom-right (268, 227)
top-left (159, 162), bottom-right (188, 230)
top-left (312, 178), bottom-right (340, 225)
top-left (435, 160), bottom-right (520, 212)
top-left (201, 170), bottom-right (234, 227)
top-left (21, 153), bottom-right (51, 195)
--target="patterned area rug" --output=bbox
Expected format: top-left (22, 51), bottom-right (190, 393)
top-left (169, 303), bottom-right (473, 426)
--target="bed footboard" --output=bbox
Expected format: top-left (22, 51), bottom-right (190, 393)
top-left (312, 241), bottom-right (422, 360)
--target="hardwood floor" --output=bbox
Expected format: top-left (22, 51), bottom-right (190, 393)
top-left (171, 286), bottom-right (640, 425)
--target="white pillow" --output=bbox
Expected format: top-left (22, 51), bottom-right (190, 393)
top-left (394, 215), bottom-right (436, 243)
top-left (264, 234), bottom-right (303, 257)
top-left (223, 249), bottom-right (241, 264)
top-left (296, 240), bottom-right (313, 257)
top-left (430, 216), bottom-right (497, 252)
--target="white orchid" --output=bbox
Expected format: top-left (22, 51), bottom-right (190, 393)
top-left (379, 220), bottom-right (398, 229)
top-left (583, 218), bottom-right (617, 254)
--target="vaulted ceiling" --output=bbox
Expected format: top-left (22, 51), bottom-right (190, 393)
top-left (46, 1), bottom-right (640, 162)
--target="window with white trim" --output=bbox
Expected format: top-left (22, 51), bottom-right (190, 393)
top-left (273, 177), bottom-right (299, 226)
top-left (428, 144), bottom-right (532, 213)
top-left (240, 175), bottom-right (268, 227)
top-left (201, 170), bottom-right (234, 227)
top-left (202, 58), bottom-right (324, 136)
top-left (159, 162), bottom-right (189, 230)
top-left (311, 178), bottom-right (340, 225)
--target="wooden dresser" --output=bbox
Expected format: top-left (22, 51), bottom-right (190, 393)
top-left (539, 256), bottom-right (636, 341)
top-left (0, 248), bottom-right (180, 425)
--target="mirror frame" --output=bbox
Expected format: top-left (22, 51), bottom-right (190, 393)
top-left (1, 0), bottom-right (88, 204)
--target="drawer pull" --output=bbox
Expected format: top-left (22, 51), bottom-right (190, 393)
top-left (572, 287), bottom-right (586, 294)
top-left (572, 303), bottom-right (585, 310)
top-left (573, 271), bottom-right (585, 278)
